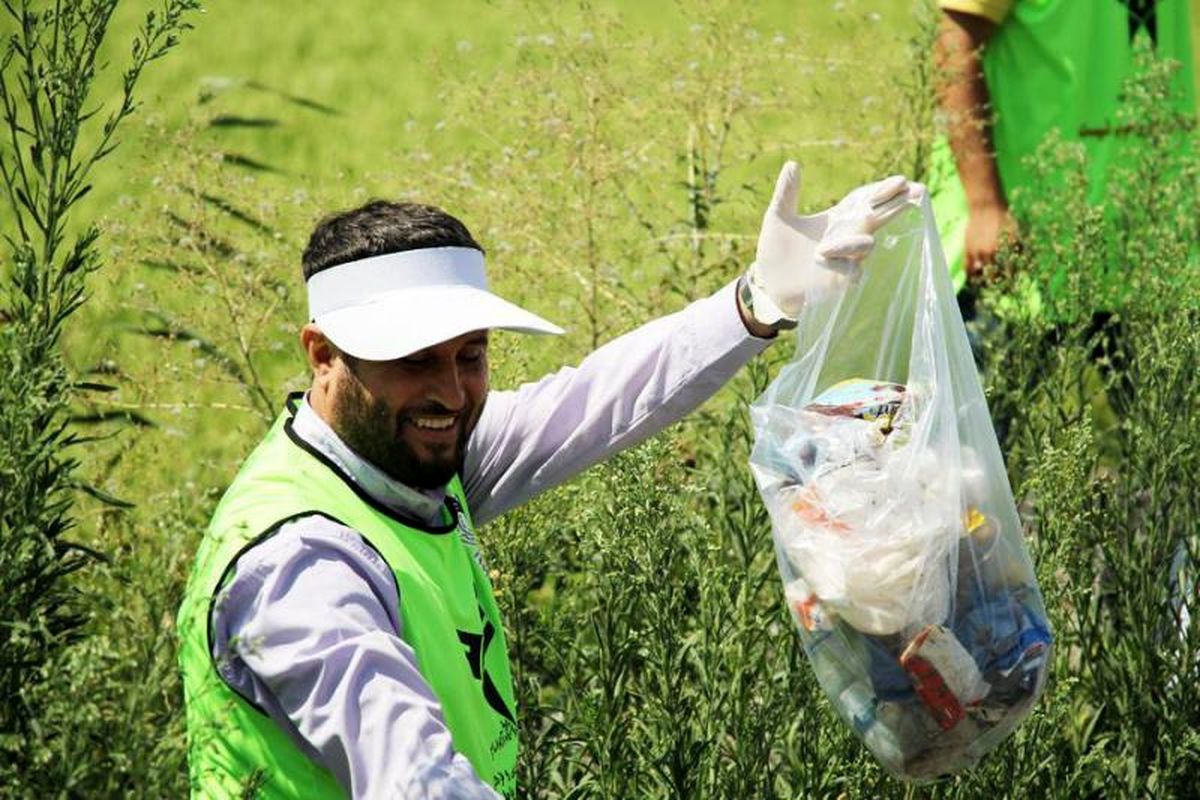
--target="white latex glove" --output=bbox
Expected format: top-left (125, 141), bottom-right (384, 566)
top-left (745, 161), bottom-right (923, 325)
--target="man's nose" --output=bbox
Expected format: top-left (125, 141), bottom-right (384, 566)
top-left (427, 360), bottom-right (466, 411)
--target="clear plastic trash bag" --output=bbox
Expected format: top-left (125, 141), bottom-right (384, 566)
top-left (749, 190), bottom-right (1052, 780)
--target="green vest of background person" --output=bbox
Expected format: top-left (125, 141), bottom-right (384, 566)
top-left (176, 395), bottom-right (518, 799)
top-left (929, 0), bottom-right (1197, 296)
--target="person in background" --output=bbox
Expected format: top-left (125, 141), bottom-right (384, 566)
top-left (176, 164), bottom-right (919, 799)
top-left (929, 0), bottom-right (1196, 290)
top-left (929, 0), bottom-right (1199, 710)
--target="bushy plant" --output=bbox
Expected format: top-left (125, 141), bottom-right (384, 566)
top-left (0, 0), bottom-right (196, 789)
top-left (973, 49), bottom-right (1200, 799)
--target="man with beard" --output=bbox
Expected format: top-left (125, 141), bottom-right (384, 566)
top-left (177, 163), bottom-right (920, 799)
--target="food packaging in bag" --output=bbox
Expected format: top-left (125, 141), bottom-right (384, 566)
top-left (749, 189), bottom-right (1052, 780)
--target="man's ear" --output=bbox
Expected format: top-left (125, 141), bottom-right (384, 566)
top-left (301, 324), bottom-right (339, 387)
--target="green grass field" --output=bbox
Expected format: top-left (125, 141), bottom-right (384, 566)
top-left (90, 1), bottom-right (915, 185)
top-left (69, 0), bottom-right (930, 508)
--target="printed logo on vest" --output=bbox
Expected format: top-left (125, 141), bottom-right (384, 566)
top-left (457, 605), bottom-right (516, 725)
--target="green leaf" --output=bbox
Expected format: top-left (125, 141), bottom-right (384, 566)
top-left (72, 480), bottom-right (135, 510)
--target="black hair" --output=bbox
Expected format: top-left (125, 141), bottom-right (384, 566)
top-left (301, 200), bottom-right (483, 281)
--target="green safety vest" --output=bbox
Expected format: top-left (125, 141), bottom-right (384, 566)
top-left (177, 394), bottom-right (519, 798)
top-left (929, 0), bottom-right (1197, 293)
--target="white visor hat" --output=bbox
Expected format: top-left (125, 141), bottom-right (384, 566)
top-left (307, 246), bottom-right (564, 361)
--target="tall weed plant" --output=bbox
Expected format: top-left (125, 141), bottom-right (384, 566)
top-left (0, 0), bottom-right (196, 790)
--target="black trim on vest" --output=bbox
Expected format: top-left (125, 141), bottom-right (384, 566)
top-left (281, 392), bottom-right (459, 536)
top-left (206, 510), bottom-right (391, 724)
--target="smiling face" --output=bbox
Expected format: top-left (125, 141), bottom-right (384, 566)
top-left (304, 325), bottom-right (489, 490)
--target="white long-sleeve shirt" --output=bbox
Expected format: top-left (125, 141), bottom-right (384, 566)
top-left (209, 280), bottom-right (773, 798)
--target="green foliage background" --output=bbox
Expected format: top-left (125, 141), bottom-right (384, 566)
top-left (2, 0), bottom-right (1198, 797)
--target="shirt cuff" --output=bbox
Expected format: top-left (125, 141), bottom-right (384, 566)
top-left (939, 0), bottom-right (1013, 25)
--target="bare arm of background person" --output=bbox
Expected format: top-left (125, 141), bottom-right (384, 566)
top-left (935, 6), bottom-right (1014, 278)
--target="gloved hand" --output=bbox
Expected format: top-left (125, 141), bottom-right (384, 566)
top-left (744, 161), bottom-right (923, 328)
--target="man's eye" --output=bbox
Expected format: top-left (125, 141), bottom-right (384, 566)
top-left (460, 348), bottom-right (486, 363)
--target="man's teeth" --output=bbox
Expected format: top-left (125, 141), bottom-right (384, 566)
top-left (413, 417), bottom-right (455, 430)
